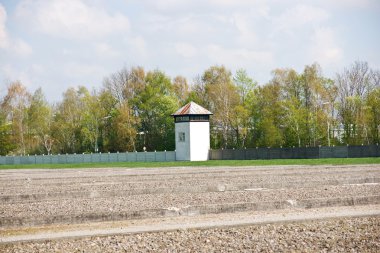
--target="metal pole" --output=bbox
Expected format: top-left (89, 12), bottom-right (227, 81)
top-left (327, 121), bottom-right (330, 147)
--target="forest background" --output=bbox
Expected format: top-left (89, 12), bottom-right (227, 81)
top-left (1, 61), bottom-right (379, 155)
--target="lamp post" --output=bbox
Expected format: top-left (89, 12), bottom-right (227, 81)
top-left (322, 102), bottom-right (331, 147)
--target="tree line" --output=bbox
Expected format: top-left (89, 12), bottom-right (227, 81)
top-left (1, 61), bottom-right (379, 155)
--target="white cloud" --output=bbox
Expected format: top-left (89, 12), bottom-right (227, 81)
top-left (11, 39), bottom-right (33, 56)
top-left (1, 64), bottom-right (34, 89)
top-left (63, 62), bottom-right (104, 78)
top-left (274, 5), bottom-right (329, 33)
top-left (94, 42), bottom-right (118, 58)
top-left (0, 3), bottom-right (32, 56)
top-left (315, 0), bottom-right (375, 9)
top-left (309, 27), bottom-right (343, 66)
top-left (16, 0), bottom-right (130, 40)
top-left (175, 42), bottom-right (197, 58)
top-left (0, 4), bottom-right (7, 48)
top-left (127, 36), bottom-right (148, 59)
top-left (205, 44), bottom-right (273, 65)
top-left (231, 14), bottom-right (257, 46)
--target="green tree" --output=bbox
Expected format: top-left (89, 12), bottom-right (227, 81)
top-left (108, 101), bottom-right (139, 152)
top-left (282, 97), bottom-right (308, 147)
top-left (232, 69), bottom-right (257, 148)
top-left (172, 76), bottom-right (190, 105)
top-left (201, 65), bottom-right (239, 148)
top-left (132, 70), bottom-right (178, 151)
top-left (233, 68), bottom-right (256, 104)
top-left (336, 61), bottom-right (377, 144)
top-left (0, 114), bottom-right (15, 155)
top-left (364, 87), bottom-right (380, 144)
top-left (79, 89), bottom-right (109, 153)
top-left (253, 83), bottom-right (283, 147)
top-left (27, 88), bottom-right (53, 154)
top-left (52, 87), bottom-right (84, 153)
top-left (1, 81), bottom-right (31, 155)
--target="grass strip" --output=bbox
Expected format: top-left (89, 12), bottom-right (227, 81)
top-left (0, 157), bottom-right (380, 170)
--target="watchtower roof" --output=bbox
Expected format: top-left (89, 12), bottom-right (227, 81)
top-left (172, 101), bottom-right (212, 116)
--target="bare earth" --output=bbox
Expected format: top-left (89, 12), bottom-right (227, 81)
top-left (0, 164), bottom-right (379, 252)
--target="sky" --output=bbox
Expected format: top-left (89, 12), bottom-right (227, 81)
top-left (0, 0), bottom-right (379, 102)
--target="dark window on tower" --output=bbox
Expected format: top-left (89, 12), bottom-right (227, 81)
top-left (178, 132), bottom-right (185, 142)
top-left (175, 116), bottom-right (190, 122)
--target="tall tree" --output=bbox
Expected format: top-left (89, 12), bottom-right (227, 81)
top-left (253, 83), bottom-right (283, 147)
top-left (52, 87), bottom-right (84, 153)
top-left (172, 76), bottom-right (189, 105)
top-left (79, 89), bottom-right (109, 153)
top-left (27, 88), bottom-right (53, 154)
top-left (1, 81), bottom-right (31, 155)
top-left (0, 113), bottom-right (15, 155)
top-left (336, 61), bottom-right (377, 144)
top-left (108, 101), bottom-right (139, 152)
top-left (103, 66), bottom-right (145, 104)
top-left (232, 69), bottom-right (257, 147)
top-left (365, 87), bottom-right (380, 144)
top-left (132, 70), bottom-right (178, 151)
top-left (201, 65), bottom-right (239, 148)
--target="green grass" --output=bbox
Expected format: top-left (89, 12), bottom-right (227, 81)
top-left (0, 157), bottom-right (380, 170)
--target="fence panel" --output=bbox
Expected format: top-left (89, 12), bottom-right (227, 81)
top-left (268, 148), bottom-right (281, 159)
top-left (257, 148), bottom-right (269, 160)
top-left (20, 156), bottom-right (33, 164)
top-left (221, 149), bottom-right (233, 160)
top-left (165, 151), bottom-right (176, 161)
top-left (348, 145), bottom-right (379, 158)
top-left (51, 155), bottom-right (59, 164)
top-left (116, 153), bottom-right (126, 162)
top-left (210, 145), bottom-right (377, 161)
top-left (155, 152), bottom-right (165, 162)
top-left (145, 152), bottom-right (156, 162)
top-left (136, 152), bottom-right (146, 162)
top-left (348, 146), bottom-right (366, 158)
top-left (42, 155), bottom-right (52, 164)
top-left (244, 149), bottom-right (257, 160)
top-left (280, 148), bottom-right (293, 159)
top-left (209, 150), bottom-right (222, 160)
top-left (306, 147), bottom-right (320, 159)
top-left (126, 152), bottom-right (137, 162)
top-left (234, 150), bottom-right (246, 160)
top-left (319, 147), bottom-right (333, 158)
top-left (333, 146), bottom-right (348, 158)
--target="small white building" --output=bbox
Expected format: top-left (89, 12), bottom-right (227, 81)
top-left (172, 102), bottom-right (213, 161)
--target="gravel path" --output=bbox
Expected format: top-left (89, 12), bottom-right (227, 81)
top-left (1, 216), bottom-right (379, 252)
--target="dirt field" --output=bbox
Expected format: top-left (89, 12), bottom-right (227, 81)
top-left (1, 164), bottom-right (379, 252)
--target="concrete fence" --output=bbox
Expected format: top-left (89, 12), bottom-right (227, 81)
top-left (209, 145), bottom-right (380, 160)
top-left (1, 145), bottom-right (379, 165)
top-left (0, 151), bottom-right (176, 165)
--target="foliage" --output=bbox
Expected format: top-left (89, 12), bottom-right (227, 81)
top-left (0, 62), bottom-right (379, 155)
top-left (0, 114), bottom-right (15, 155)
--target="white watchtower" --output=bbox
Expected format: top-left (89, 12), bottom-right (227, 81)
top-left (172, 102), bottom-right (213, 161)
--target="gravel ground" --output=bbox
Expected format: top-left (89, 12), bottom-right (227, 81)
top-left (1, 165), bottom-right (379, 251)
top-left (1, 216), bottom-right (379, 252)
top-left (2, 184), bottom-right (379, 219)
top-left (1, 165), bottom-right (380, 226)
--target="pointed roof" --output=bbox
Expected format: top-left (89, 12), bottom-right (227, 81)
top-left (172, 101), bottom-right (213, 116)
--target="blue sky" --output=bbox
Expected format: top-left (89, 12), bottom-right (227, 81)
top-left (0, 0), bottom-right (379, 102)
